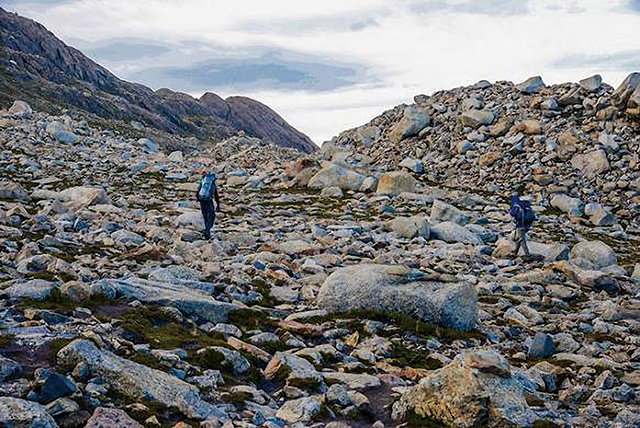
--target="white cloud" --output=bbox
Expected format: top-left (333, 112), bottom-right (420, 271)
top-left (4, 0), bottom-right (640, 144)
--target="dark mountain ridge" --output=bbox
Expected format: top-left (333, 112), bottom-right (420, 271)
top-left (0, 7), bottom-right (316, 152)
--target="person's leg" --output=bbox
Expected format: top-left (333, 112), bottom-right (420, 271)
top-left (521, 229), bottom-right (530, 256)
top-left (200, 200), bottom-right (213, 239)
top-left (513, 229), bottom-right (522, 256)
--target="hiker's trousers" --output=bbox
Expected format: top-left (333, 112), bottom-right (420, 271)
top-left (199, 199), bottom-right (216, 234)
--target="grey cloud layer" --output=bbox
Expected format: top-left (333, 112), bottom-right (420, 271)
top-left (408, 0), bottom-right (529, 16)
top-left (80, 38), bottom-right (374, 93)
top-left (553, 50), bottom-right (640, 71)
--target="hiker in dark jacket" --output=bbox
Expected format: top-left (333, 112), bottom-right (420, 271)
top-left (196, 171), bottom-right (221, 240)
top-left (509, 194), bottom-right (535, 257)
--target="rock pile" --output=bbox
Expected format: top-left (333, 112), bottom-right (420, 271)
top-left (0, 71), bottom-right (639, 427)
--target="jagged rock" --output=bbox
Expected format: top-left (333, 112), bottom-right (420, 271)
top-left (388, 216), bottom-right (430, 238)
top-left (376, 171), bottom-right (417, 195)
top-left (528, 333), bottom-right (555, 359)
top-left (550, 194), bottom-right (583, 216)
top-left (430, 199), bottom-right (470, 225)
top-left (322, 372), bottom-right (381, 390)
top-left (584, 202), bottom-right (616, 226)
top-left (308, 163), bottom-right (366, 191)
top-left (35, 369), bottom-right (78, 404)
top-left (8, 100), bottom-right (32, 118)
top-left (0, 181), bottom-right (30, 201)
top-left (460, 109), bottom-right (495, 128)
top-left (430, 222), bottom-right (483, 245)
top-left (612, 72), bottom-right (640, 108)
top-left (570, 241), bottom-right (617, 270)
top-left (85, 407), bottom-right (142, 428)
top-left (0, 356), bottom-right (21, 382)
top-left (580, 74), bottom-right (602, 92)
top-left (0, 397), bottom-right (58, 427)
top-left (317, 264), bottom-right (477, 331)
top-left (389, 106), bottom-right (430, 142)
top-left (516, 75), bottom-right (546, 93)
top-left (399, 157), bottom-right (423, 173)
top-left (391, 350), bottom-right (538, 427)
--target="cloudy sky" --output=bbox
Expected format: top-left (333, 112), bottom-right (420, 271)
top-left (3, 0), bottom-right (640, 144)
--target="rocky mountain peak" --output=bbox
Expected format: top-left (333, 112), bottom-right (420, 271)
top-left (0, 7), bottom-right (316, 153)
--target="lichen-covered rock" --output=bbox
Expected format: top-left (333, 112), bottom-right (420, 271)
top-left (430, 221), bottom-right (483, 245)
top-left (392, 350), bottom-right (538, 427)
top-left (376, 171), bottom-right (417, 195)
top-left (388, 216), bottom-right (430, 238)
top-left (85, 407), bottom-right (142, 428)
top-left (317, 264), bottom-right (477, 331)
top-left (308, 163), bottom-right (366, 191)
top-left (0, 397), bottom-right (58, 428)
top-left (570, 241), bottom-right (617, 270)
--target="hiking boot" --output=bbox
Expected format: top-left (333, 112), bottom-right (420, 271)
top-left (203, 230), bottom-right (211, 240)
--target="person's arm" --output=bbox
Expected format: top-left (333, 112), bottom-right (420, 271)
top-left (214, 186), bottom-right (221, 211)
top-left (196, 179), bottom-right (202, 202)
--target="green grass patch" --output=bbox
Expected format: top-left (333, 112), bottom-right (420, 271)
top-left (227, 308), bottom-right (274, 331)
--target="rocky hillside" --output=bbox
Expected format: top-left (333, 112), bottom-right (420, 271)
top-left (0, 8), bottom-right (316, 153)
top-left (0, 72), bottom-right (639, 427)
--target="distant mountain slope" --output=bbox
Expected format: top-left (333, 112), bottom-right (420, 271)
top-left (0, 7), bottom-right (316, 153)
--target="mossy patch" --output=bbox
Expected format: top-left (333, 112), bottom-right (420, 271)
top-left (227, 308), bottom-right (273, 330)
top-left (0, 334), bottom-right (14, 348)
top-left (309, 310), bottom-right (485, 343)
top-left (222, 390), bottom-right (252, 409)
top-left (18, 288), bottom-right (113, 313)
top-left (390, 343), bottom-right (443, 370)
top-left (404, 410), bottom-right (447, 427)
top-left (117, 306), bottom-right (226, 350)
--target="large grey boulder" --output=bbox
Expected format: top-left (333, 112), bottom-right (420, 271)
top-left (430, 222), bottom-right (483, 245)
top-left (95, 277), bottom-right (242, 323)
top-left (389, 216), bottom-right (430, 239)
top-left (317, 264), bottom-right (477, 331)
top-left (516, 75), bottom-right (546, 94)
top-left (2, 280), bottom-right (57, 300)
top-left (460, 109), bottom-right (495, 128)
top-left (550, 194), bottom-right (584, 216)
top-left (175, 211), bottom-right (204, 229)
top-left (46, 121), bottom-right (77, 143)
top-left (392, 350), bottom-right (538, 427)
top-left (58, 186), bottom-right (108, 210)
top-left (308, 163), bottom-right (366, 191)
top-left (376, 171), bottom-right (417, 196)
top-left (612, 72), bottom-right (640, 109)
top-left (57, 339), bottom-right (228, 421)
top-left (430, 200), bottom-right (470, 225)
top-left (0, 397), bottom-right (58, 428)
top-left (570, 241), bottom-right (617, 270)
top-left (571, 150), bottom-right (610, 178)
top-left (389, 106), bottom-right (430, 142)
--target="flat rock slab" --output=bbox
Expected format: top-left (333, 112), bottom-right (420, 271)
top-left (57, 339), bottom-right (224, 418)
top-left (322, 372), bottom-right (381, 390)
top-left (317, 264), bottom-right (477, 331)
top-left (98, 277), bottom-right (243, 323)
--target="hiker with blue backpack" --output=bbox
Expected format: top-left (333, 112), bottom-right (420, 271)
top-left (196, 171), bottom-right (221, 240)
top-left (509, 194), bottom-right (536, 258)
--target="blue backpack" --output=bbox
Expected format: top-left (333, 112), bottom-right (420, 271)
top-left (511, 199), bottom-right (536, 229)
top-left (198, 173), bottom-right (216, 201)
